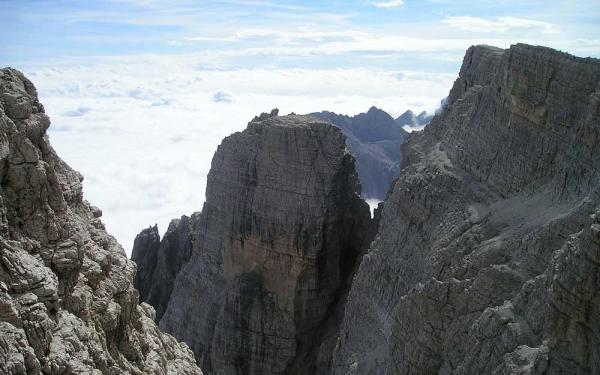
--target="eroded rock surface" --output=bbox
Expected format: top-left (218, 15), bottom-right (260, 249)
top-left (332, 44), bottom-right (600, 374)
top-left (0, 68), bottom-right (201, 374)
top-left (134, 114), bottom-right (372, 374)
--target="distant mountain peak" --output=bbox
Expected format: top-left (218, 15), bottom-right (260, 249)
top-left (311, 107), bottom-right (407, 200)
top-left (395, 109), bottom-right (432, 129)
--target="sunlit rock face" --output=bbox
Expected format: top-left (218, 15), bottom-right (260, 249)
top-left (0, 68), bottom-right (201, 374)
top-left (133, 112), bottom-right (373, 374)
top-left (332, 44), bottom-right (600, 374)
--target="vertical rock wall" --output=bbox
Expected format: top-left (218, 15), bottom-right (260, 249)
top-left (134, 113), bottom-right (372, 374)
top-left (332, 44), bottom-right (600, 374)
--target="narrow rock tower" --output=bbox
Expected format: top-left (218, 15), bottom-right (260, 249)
top-left (134, 113), bottom-right (372, 374)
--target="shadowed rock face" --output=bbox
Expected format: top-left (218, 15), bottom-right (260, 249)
top-left (133, 113), bottom-right (372, 374)
top-left (131, 215), bottom-right (197, 321)
top-left (312, 107), bottom-right (407, 200)
top-left (0, 68), bottom-right (201, 374)
top-left (332, 44), bottom-right (600, 374)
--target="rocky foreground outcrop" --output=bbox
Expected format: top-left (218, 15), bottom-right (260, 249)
top-left (312, 107), bottom-right (407, 200)
top-left (0, 68), bottom-right (201, 374)
top-left (332, 44), bottom-right (600, 374)
top-left (133, 112), bottom-right (373, 374)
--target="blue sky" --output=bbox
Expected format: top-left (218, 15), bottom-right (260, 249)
top-left (2, 0), bottom-right (599, 70)
top-left (1, 0), bottom-right (598, 253)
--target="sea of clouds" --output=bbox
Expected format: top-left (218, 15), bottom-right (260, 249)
top-left (24, 55), bottom-right (454, 253)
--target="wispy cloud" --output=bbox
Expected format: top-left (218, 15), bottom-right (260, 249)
top-left (185, 29), bottom-right (368, 43)
top-left (442, 16), bottom-right (556, 34)
top-left (373, 0), bottom-right (404, 8)
top-left (178, 34), bottom-right (542, 62)
top-left (217, 0), bottom-right (312, 11)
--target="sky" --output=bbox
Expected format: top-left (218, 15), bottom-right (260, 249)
top-left (1, 0), bottom-right (598, 253)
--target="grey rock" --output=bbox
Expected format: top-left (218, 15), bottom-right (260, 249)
top-left (90, 205), bottom-right (102, 218)
top-left (0, 68), bottom-right (202, 374)
top-left (134, 113), bottom-right (372, 374)
top-left (312, 107), bottom-right (407, 200)
top-left (131, 215), bottom-right (196, 321)
top-left (131, 225), bottom-right (161, 304)
top-left (395, 109), bottom-right (433, 129)
top-left (332, 44), bottom-right (600, 374)
top-left (252, 108), bottom-right (279, 122)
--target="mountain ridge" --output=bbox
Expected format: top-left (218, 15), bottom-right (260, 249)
top-left (332, 43), bottom-right (600, 374)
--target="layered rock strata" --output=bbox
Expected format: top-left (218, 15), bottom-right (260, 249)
top-left (133, 113), bottom-right (372, 374)
top-left (332, 44), bottom-right (600, 374)
top-left (312, 107), bottom-right (407, 200)
top-left (0, 68), bottom-right (201, 374)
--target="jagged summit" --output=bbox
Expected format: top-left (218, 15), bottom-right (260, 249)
top-left (251, 112), bottom-right (331, 129)
top-left (395, 109), bottom-right (433, 129)
top-left (395, 109), bottom-right (416, 124)
top-left (251, 107), bottom-right (279, 122)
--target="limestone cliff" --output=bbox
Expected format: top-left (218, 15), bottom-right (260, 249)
top-left (332, 44), bottom-right (600, 374)
top-left (0, 68), bottom-right (201, 374)
top-left (133, 113), bottom-right (372, 374)
top-left (312, 107), bottom-right (407, 200)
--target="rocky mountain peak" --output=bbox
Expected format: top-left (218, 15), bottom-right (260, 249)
top-left (395, 109), bottom-right (432, 130)
top-left (311, 107), bottom-right (407, 200)
top-left (133, 113), bottom-right (373, 374)
top-left (438, 43), bottom-right (600, 198)
top-left (332, 43), bottom-right (600, 374)
top-left (395, 109), bottom-right (416, 125)
top-left (251, 108), bottom-right (280, 122)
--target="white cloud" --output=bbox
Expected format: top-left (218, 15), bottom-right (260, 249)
top-left (185, 29), bottom-right (368, 43)
top-left (373, 0), bottom-right (404, 8)
top-left (442, 16), bottom-right (556, 34)
top-left (180, 29), bottom-right (533, 58)
top-left (63, 106), bottom-right (92, 117)
top-left (176, 25), bottom-right (600, 58)
top-left (26, 57), bottom-right (454, 254)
